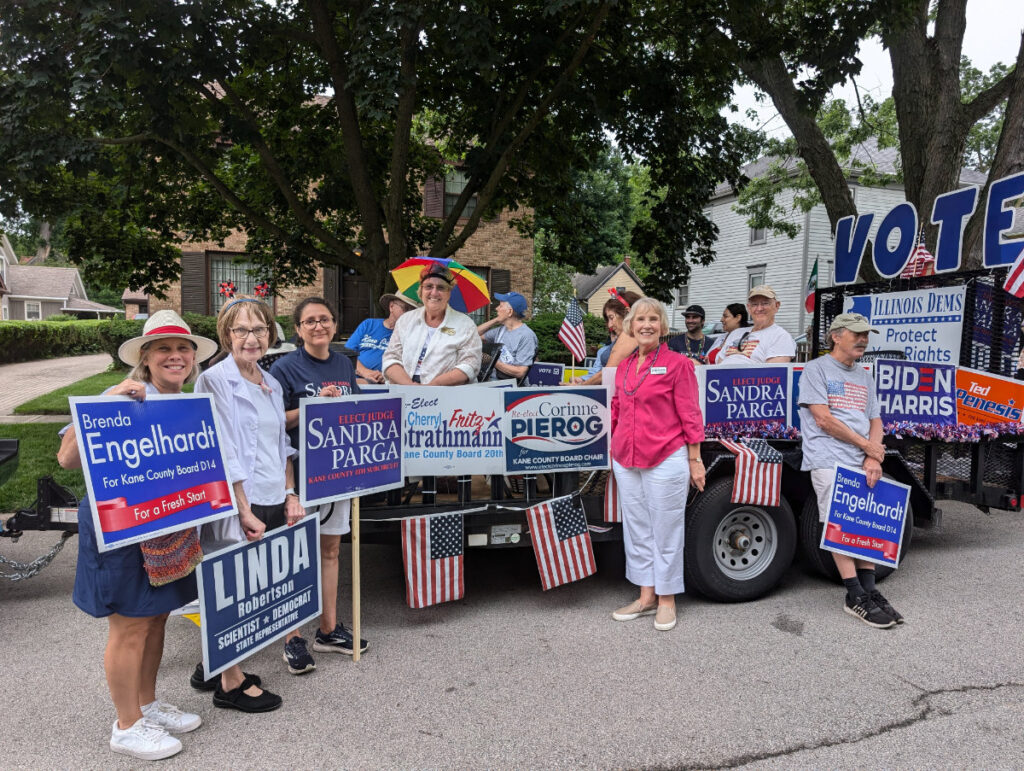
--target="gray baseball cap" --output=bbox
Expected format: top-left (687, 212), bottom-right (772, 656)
top-left (828, 313), bottom-right (879, 334)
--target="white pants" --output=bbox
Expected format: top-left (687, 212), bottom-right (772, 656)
top-left (311, 499), bottom-right (352, 537)
top-left (613, 447), bottom-right (689, 596)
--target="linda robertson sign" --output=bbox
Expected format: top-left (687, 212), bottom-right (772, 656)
top-left (70, 394), bottom-right (236, 552)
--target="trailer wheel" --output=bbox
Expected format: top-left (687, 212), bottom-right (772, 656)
top-left (684, 477), bottom-right (796, 602)
top-left (799, 494), bottom-right (911, 583)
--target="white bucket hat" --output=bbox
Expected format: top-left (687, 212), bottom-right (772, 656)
top-left (118, 309), bottom-right (219, 366)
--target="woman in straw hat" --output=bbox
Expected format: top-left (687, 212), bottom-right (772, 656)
top-left (56, 310), bottom-right (218, 761)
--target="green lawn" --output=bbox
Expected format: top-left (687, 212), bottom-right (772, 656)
top-left (13, 371), bottom-right (126, 414)
top-left (0, 423), bottom-right (86, 513)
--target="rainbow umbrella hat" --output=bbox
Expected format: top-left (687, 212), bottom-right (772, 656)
top-left (390, 257), bottom-right (490, 314)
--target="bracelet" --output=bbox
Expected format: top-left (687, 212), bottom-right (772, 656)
top-left (688, 458), bottom-right (703, 463)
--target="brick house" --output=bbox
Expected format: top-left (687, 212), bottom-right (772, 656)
top-left (149, 171), bottom-right (534, 335)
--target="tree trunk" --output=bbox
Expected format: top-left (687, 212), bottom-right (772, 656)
top-left (740, 56), bottom-right (880, 282)
top-left (962, 34), bottom-right (1024, 268)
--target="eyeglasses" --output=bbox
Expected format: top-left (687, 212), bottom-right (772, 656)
top-left (230, 326), bottom-right (269, 339)
top-left (748, 300), bottom-right (774, 308)
top-left (299, 317), bottom-right (334, 329)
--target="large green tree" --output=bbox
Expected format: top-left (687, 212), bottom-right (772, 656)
top-left (713, 0), bottom-right (1023, 276)
top-left (0, 0), bottom-right (750, 301)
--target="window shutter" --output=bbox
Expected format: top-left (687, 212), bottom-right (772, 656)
top-left (180, 251), bottom-right (208, 315)
top-left (490, 268), bottom-right (511, 296)
top-left (424, 177), bottom-right (444, 219)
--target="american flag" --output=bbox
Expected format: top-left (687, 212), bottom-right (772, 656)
top-left (1004, 251), bottom-right (1024, 298)
top-left (557, 298), bottom-right (587, 361)
top-left (526, 494), bottom-right (596, 590)
top-left (718, 438), bottom-right (783, 507)
top-left (401, 511), bottom-right (464, 608)
top-left (826, 380), bottom-right (869, 411)
top-left (900, 241), bottom-right (935, 278)
top-left (604, 471), bottom-right (620, 523)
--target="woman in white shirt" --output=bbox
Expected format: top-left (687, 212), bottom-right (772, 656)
top-left (382, 262), bottom-right (482, 385)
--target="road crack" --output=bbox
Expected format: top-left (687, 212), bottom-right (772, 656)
top-left (667, 681), bottom-right (1024, 770)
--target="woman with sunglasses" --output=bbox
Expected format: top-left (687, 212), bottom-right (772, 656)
top-left (270, 297), bottom-right (367, 661)
top-left (193, 295), bottom-right (301, 709)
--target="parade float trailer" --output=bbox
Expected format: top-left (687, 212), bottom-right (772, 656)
top-left (5, 172), bottom-right (1024, 601)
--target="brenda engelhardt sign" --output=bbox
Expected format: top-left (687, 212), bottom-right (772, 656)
top-left (70, 394), bottom-right (236, 552)
top-left (820, 464), bottom-right (910, 568)
top-left (502, 388), bottom-right (610, 473)
top-left (300, 394), bottom-right (404, 507)
top-left (197, 517), bottom-right (321, 678)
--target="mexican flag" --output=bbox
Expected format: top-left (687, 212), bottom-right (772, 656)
top-left (804, 258), bottom-right (818, 313)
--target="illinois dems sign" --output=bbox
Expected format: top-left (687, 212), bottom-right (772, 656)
top-left (300, 394), bottom-right (404, 507)
top-left (843, 286), bottom-right (965, 364)
top-left (70, 394), bottom-right (236, 552)
top-left (197, 517), bottom-right (321, 678)
top-left (502, 388), bottom-right (610, 473)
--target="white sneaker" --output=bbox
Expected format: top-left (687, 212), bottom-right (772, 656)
top-left (142, 699), bottom-right (202, 733)
top-left (110, 717), bottom-right (182, 760)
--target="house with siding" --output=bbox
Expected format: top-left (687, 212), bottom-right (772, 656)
top-left (0, 234), bottom-right (122, 320)
top-left (149, 170), bottom-right (534, 333)
top-left (571, 259), bottom-right (644, 317)
top-left (671, 144), bottom-right (987, 336)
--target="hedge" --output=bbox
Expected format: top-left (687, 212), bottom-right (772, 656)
top-left (0, 320), bottom-right (109, 363)
top-left (526, 312), bottom-right (610, 364)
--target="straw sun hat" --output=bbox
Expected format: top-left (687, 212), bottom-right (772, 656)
top-left (118, 309), bottom-right (219, 366)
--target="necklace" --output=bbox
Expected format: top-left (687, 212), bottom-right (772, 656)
top-left (622, 344), bottom-right (661, 396)
top-left (686, 335), bottom-right (703, 356)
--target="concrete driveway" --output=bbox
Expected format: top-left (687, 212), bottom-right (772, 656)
top-left (0, 353), bottom-right (111, 419)
top-left (2, 499), bottom-right (1024, 769)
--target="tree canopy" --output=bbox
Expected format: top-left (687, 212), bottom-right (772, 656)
top-left (0, 0), bottom-right (753, 301)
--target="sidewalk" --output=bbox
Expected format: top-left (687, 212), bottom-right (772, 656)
top-left (0, 354), bottom-right (111, 418)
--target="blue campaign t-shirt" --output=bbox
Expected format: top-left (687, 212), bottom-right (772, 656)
top-left (345, 318), bottom-right (393, 371)
top-left (269, 347), bottom-right (360, 449)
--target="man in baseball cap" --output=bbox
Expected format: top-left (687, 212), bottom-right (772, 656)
top-left (477, 291), bottom-right (538, 381)
top-left (668, 304), bottom-right (713, 362)
top-left (715, 284), bottom-right (796, 365)
top-left (798, 310), bottom-right (902, 628)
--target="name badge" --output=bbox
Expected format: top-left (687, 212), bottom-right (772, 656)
top-left (650, 366), bottom-right (667, 375)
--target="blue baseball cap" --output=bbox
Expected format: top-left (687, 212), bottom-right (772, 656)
top-left (494, 291), bottom-right (528, 317)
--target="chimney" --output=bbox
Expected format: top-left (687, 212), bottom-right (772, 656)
top-left (623, 255), bottom-right (631, 267)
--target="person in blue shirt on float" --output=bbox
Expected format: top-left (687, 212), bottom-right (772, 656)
top-left (345, 293), bottom-right (419, 384)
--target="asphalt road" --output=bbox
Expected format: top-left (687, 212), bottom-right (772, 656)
top-left (2, 500), bottom-right (1024, 769)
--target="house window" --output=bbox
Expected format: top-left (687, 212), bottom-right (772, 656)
top-left (750, 226), bottom-right (766, 245)
top-left (444, 170), bottom-right (477, 219)
top-left (676, 285), bottom-right (689, 307)
top-left (25, 301), bottom-right (41, 321)
top-left (210, 255), bottom-right (257, 312)
top-left (747, 265), bottom-right (766, 292)
top-left (1, 302), bottom-right (8, 320)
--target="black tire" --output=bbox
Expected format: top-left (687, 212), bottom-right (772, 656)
top-left (684, 476), bottom-right (797, 602)
top-left (798, 490), bottom-right (911, 583)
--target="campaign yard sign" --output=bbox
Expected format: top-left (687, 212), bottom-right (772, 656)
top-left (701, 365), bottom-right (790, 430)
top-left (502, 388), bottom-right (610, 473)
top-left (956, 367), bottom-right (1024, 425)
top-left (300, 394), bottom-right (404, 507)
top-left (70, 393), bottom-right (236, 552)
top-left (874, 359), bottom-right (957, 425)
top-left (398, 386), bottom-right (504, 475)
top-left (820, 464), bottom-right (910, 568)
top-left (843, 286), bottom-right (965, 364)
top-left (526, 362), bottom-right (564, 386)
top-left (197, 517), bottom-right (321, 678)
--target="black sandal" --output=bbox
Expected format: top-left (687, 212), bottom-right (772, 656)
top-left (190, 663), bottom-right (262, 692)
top-left (213, 674), bottom-right (282, 713)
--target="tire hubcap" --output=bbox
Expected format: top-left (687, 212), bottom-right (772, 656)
top-left (713, 507), bottom-right (779, 580)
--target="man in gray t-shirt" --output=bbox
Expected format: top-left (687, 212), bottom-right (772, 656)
top-left (477, 291), bottom-right (538, 381)
top-left (798, 312), bottom-right (902, 629)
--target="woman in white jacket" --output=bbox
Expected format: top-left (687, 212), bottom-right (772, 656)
top-left (193, 296), bottom-right (306, 710)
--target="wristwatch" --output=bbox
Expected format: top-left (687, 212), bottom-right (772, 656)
top-left (284, 487), bottom-right (297, 497)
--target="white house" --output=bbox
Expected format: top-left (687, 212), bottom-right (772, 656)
top-left (671, 143), bottom-right (988, 336)
top-left (0, 234), bottom-right (122, 320)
